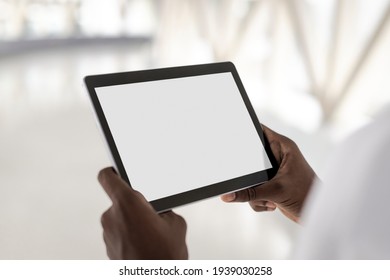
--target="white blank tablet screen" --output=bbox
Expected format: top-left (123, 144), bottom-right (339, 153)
top-left (95, 72), bottom-right (272, 201)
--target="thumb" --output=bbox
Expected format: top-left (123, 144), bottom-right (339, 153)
top-left (98, 167), bottom-right (138, 203)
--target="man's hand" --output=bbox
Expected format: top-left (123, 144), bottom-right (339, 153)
top-left (221, 125), bottom-right (317, 223)
top-left (98, 167), bottom-right (188, 259)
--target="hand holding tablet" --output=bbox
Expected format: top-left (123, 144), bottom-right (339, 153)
top-left (85, 62), bottom-right (278, 212)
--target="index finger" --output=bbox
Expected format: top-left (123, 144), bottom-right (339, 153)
top-left (221, 179), bottom-right (282, 203)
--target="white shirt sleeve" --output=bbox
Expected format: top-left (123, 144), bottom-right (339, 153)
top-left (294, 106), bottom-right (390, 259)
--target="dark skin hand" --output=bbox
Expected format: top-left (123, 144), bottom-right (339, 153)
top-left (221, 125), bottom-right (317, 223)
top-left (98, 167), bottom-right (188, 259)
top-left (98, 125), bottom-right (315, 259)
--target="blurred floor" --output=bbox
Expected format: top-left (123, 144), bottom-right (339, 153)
top-left (0, 42), bottom-right (335, 259)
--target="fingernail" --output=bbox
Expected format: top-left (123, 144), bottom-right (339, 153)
top-left (267, 205), bottom-right (276, 211)
top-left (222, 192), bottom-right (236, 202)
top-left (110, 167), bottom-right (118, 175)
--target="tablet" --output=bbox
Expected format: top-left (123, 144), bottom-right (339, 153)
top-left (85, 62), bottom-right (278, 212)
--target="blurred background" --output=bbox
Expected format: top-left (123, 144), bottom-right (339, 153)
top-left (1, 0), bottom-right (390, 259)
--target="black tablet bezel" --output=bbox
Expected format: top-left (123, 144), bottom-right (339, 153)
top-left (85, 61), bottom-right (278, 212)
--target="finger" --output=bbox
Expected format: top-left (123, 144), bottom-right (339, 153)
top-left (249, 201), bottom-right (277, 212)
top-left (250, 205), bottom-right (277, 212)
top-left (221, 192), bottom-right (236, 202)
top-left (264, 201), bottom-right (277, 208)
top-left (102, 231), bottom-right (110, 259)
top-left (166, 211), bottom-right (186, 221)
top-left (98, 168), bottom-right (157, 215)
top-left (98, 167), bottom-right (140, 203)
top-left (261, 124), bottom-right (281, 145)
top-left (222, 181), bottom-right (282, 203)
top-left (101, 211), bottom-right (115, 259)
top-left (261, 124), bottom-right (284, 165)
top-left (160, 211), bottom-right (187, 234)
top-left (221, 187), bottom-right (258, 202)
top-left (262, 123), bottom-right (297, 156)
top-left (160, 210), bottom-right (185, 225)
top-left (98, 167), bottom-right (127, 200)
top-left (159, 210), bottom-right (174, 217)
top-left (101, 207), bottom-right (112, 229)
